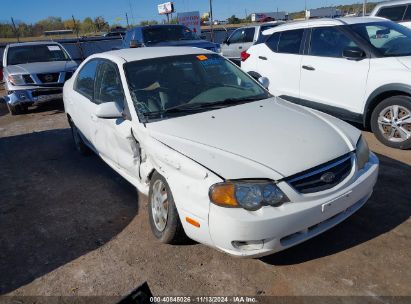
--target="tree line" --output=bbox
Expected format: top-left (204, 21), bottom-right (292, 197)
top-left (0, 2), bottom-right (383, 38)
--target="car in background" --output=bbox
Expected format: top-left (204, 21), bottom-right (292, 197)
top-left (64, 46), bottom-right (378, 257)
top-left (104, 31), bottom-right (126, 38)
top-left (370, 1), bottom-right (411, 29)
top-left (2, 41), bottom-right (77, 115)
top-left (121, 24), bottom-right (220, 53)
top-left (221, 21), bottom-right (285, 64)
top-left (242, 17), bottom-right (411, 149)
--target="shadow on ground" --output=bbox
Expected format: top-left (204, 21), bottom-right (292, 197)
top-left (0, 129), bottom-right (138, 294)
top-left (0, 100), bottom-right (64, 118)
top-left (261, 154), bottom-right (411, 265)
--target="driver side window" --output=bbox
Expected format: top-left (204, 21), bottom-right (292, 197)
top-left (94, 61), bottom-right (125, 106)
top-left (228, 29), bottom-right (244, 44)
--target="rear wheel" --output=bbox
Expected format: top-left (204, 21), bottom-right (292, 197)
top-left (70, 120), bottom-right (92, 156)
top-left (371, 96), bottom-right (411, 149)
top-left (148, 172), bottom-right (186, 244)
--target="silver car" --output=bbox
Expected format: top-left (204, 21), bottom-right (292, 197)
top-left (2, 41), bottom-right (77, 115)
top-left (221, 21), bottom-right (285, 64)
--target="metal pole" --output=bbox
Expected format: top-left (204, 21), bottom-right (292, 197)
top-left (209, 0), bottom-right (214, 42)
top-left (126, 13), bottom-right (130, 28)
top-left (363, 0), bottom-right (367, 16)
top-left (11, 17), bottom-right (20, 42)
top-left (305, 0), bottom-right (307, 20)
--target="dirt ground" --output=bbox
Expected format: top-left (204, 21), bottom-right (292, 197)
top-left (0, 97), bottom-right (410, 299)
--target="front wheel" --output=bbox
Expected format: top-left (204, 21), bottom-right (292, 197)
top-left (148, 172), bottom-right (186, 244)
top-left (371, 96), bottom-right (411, 150)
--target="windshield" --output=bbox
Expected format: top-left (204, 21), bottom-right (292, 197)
top-left (349, 21), bottom-right (411, 57)
top-left (124, 54), bottom-right (271, 121)
top-left (142, 26), bottom-right (199, 44)
top-left (7, 44), bottom-right (70, 65)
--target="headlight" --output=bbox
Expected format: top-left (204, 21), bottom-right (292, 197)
top-left (356, 136), bottom-right (370, 170)
top-left (8, 74), bottom-right (25, 86)
top-left (209, 180), bottom-right (289, 211)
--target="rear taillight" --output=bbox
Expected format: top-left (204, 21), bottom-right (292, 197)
top-left (241, 51), bottom-right (251, 62)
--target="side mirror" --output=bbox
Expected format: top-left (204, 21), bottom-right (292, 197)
top-left (258, 77), bottom-right (270, 89)
top-left (95, 102), bottom-right (123, 119)
top-left (130, 40), bottom-right (142, 48)
top-left (343, 48), bottom-right (365, 60)
top-left (223, 38), bottom-right (230, 45)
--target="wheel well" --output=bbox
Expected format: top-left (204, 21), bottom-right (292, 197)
top-left (364, 90), bottom-right (411, 128)
top-left (146, 169), bottom-right (156, 183)
top-left (66, 114), bottom-right (73, 126)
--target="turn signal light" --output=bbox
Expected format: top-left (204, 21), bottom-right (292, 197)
top-left (241, 51), bottom-right (251, 62)
top-left (209, 183), bottom-right (238, 207)
top-left (186, 217), bottom-right (200, 228)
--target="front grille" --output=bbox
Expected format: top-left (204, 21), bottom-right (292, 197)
top-left (285, 153), bottom-right (353, 194)
top-left (22, 74), bottom-right (34, 84)
top-left (32, 89), bottom-right (62, 97)
top-left (37, 73), bottom-right (59, 83)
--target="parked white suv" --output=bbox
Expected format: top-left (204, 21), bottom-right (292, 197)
top-left (242, 17), bottom-right (411, 149)
top-left (63, 47), bottom-right (378, 257)
top-left (370, 1), bottom-right (411, 29)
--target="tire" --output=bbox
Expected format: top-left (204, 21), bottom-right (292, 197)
top-left (7, 103), bottom-right (20, 115)
top-left (148, 172), bottom-right (186, 244)
top-left (70, 121), bottom-right (92, 156)
top-left (371, 95), bottom-right (411, 150)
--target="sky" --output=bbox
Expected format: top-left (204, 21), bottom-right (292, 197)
top-left (1, 0), bottom-right (368, 25)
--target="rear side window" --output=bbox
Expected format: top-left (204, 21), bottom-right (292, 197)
top-left (278, 29), bottom-right (304, 54)
top-left (266, 32), bottom-right (280, 51)
top-left (267, 29), bottom-right (304, 54)
top-left (377, 5), bottom-right (407, 21)
top-left (74, 60), bottom-right (99, 100)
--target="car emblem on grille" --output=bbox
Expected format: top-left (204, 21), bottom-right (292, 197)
top-left (321, 172), bottom-right (336, 183)
top-left (44, 74), bottom-right (54, 82)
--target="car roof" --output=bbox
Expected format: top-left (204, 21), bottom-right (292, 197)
top-left (371, 0), bottom-right (411, 14)
top-left (7, 41), bottom-right (61, 48)
top-left (262, 17), bottom-right (388, 35)
top-left (91, 46), bottom-right (214, 63)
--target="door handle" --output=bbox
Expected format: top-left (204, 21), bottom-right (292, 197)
top-left (258, 56), bottom-right (267, 60)
top-left (302, 65), bottom-right (315, 71)
top-left (239, 46), bottom-right (243, 49)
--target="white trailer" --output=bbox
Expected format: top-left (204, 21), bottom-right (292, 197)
top-left (306, 7), bottom-right (342, 19)
top-left (251, 12), bottom-right (288, 22)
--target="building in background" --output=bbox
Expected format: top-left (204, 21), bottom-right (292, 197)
top-left (306, 7), bottom-right (343, 19)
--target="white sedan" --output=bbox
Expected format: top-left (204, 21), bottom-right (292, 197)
top-left (63, 47), bottom-right (379, 257)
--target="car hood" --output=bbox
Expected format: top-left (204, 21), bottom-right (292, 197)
top-left (146, 97), bottom-right (360, 180)
top-left (148, 39), bottom-right (217, 50)
top-left (4, 61), bottom-right (77, 75)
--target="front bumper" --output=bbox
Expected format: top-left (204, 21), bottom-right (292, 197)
top-left (6, 88), bottom-right (63, 107)
top-left (208, 153), bottom-right (379, 258)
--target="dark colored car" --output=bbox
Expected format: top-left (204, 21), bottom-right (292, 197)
top-left (122, 24), bottom-right (220, 53)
